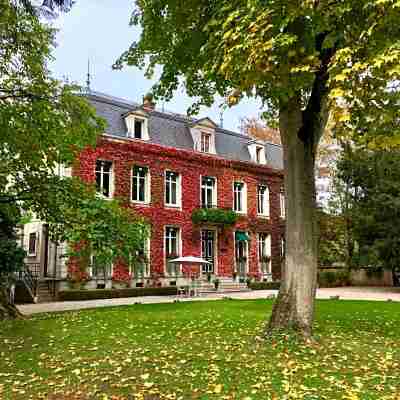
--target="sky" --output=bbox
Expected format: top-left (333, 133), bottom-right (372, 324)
top-left (49, 0), bottom-right (264, 132)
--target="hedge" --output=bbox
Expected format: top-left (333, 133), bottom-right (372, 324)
top-left (318, 270), bottom-right (350, 288)
top-left (58, 286), bottom-right (178, 301)
top-left (249, 281), bottom-right (281, 290)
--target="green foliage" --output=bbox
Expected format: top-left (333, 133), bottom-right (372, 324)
top-left (58, 286), bottom-right (178, 301)
top-left (0, 204), bottom-right (25, 278)
top-left (0, 1), bottom-right (105, 225)
top-left (54, 195), bottom-right (150, 272)
top-left (116, 0), bottom-right (400, 135)
top-left (337, 149), bottom-right (400, 272)
top-left (318, 270), bottom-right (349, 288)
top-left (191, 208), bottom-right (237, 226)
top-left (317, 210), bottom-right (347, 266)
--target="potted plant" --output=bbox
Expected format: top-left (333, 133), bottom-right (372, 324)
top-left (213, 278), bottom-right (220, 290)
top-left (207, 272), bottom-right (212, 282)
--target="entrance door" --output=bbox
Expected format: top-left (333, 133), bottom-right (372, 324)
top-left (201, 230), bottom-right (215, 275)
top-left (235, 239), bottom-right (248, 277)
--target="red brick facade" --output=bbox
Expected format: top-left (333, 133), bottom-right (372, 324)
top-left (76, 135), bottom-right (285, 282)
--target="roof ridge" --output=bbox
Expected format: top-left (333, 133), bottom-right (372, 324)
top-left (86, 91), bottom-right (255, 140)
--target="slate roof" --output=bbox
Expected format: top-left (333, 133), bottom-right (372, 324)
top-left (87, 91), bottom-right (283, 170)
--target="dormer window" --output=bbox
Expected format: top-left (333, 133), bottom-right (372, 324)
top-left (248, 142), bottom-right (266, 164)
top-left (125, 112), bottom-right (149, 140)
top-left (189, 117), bottom-right (218, 155)
top-left (201, 132), bottom-right (211, 153)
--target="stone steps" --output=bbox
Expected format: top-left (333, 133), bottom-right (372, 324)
top-left (36, 282), bottom-right (55, 303)
top-left (198, 278), bottom-right (249, 294)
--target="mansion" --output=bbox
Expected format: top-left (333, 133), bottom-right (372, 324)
top-left (23, 91), bottom-right (285, 290)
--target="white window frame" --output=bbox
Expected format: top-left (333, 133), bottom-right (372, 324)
top-left (201, 132), bottom-right (211, 153)
top-left (201, 176), bottom-right (217, 208)
top-left (132, 236), bottom-right (151, 278)
top-left (233, 181), bottom-right (247, 214)
top-left (258, 233), bottom-right (272, 275)
top-left (164, 226), bottom-right (182, 276)
top-left (28, 232), bottom-right (37, 256)
top-left (165, 170), bottom-right (181, 208)
top-left (95, 160), bottom-right (113, 199)
top-left (257, 185), bottom-right (270, 217)
top-left (125, 114), bottom-right (149, 141)
top-left (256, 146), bottom-right (263, 163)
top-left (131, 166), bottom-right (151, 204)
top-left (280, 190), bottom-right (286, 219)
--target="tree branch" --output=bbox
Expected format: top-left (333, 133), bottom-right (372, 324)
top-left (298, 32), bottom-right (337, 145)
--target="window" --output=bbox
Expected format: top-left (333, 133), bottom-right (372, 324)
top-left (91, 256), bottom-right (112, 279)
top-left (201, 176), bottom-right (216, 208)
top-left (258, 233), bottom-right (271, 274)
top-left (134, 119), bottom-right (144, 139)
top-left (257, 185), bottom-right (270, 216)
top-left (233, 182), bottom-right (246, 213)
top-left (201, 132), bottom-right (211, 153)
top-left (28, 232), bottom-right (37, 256)
top-left (256, 146), bottom-right (263, 163)
top-left (131, 166), bottom-right (150, 203)
top-left (125, 114), bottom-right (149, 140)
top-left (133, 237), bottom-right (150, 278)
top-left (95, 160), bottom-right (113, 198)
top-left (165, 227), bottom-right (181, 275)
top-left (280, 190), bottom-right (285, 218)
top-left (165, 171), bottom-right (181, 207)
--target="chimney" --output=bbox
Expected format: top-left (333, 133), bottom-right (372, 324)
top-left (142, 93), bottom-right (156, 111)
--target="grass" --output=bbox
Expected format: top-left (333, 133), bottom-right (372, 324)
top-left (0, 299), bottom-right (400, 399)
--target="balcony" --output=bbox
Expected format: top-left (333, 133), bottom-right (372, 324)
top-left (192, 207), bottom-right (238, 227)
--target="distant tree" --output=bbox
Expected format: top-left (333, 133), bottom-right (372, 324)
top-left (241, 117), bottom-right (281, 145)
top-left (116, 1), bottom-right (400, 337)
top-left (337, 149), bottom-right (400, 284)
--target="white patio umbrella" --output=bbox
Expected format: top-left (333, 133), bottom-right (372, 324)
top-left (169, 256), bottom-right (210, 296)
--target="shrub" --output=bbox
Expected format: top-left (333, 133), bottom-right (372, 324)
top-left (249, 281), bottom-right (280, 290)
top-left (318, 269), bottom-right (349, 288)
top-left (365, 266), bottom-right (384, 279)
top-left (58, 286), bottom-right (178, 301)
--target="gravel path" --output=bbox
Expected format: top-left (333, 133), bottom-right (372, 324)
top-left (17, 286), bottom-right (400, 316)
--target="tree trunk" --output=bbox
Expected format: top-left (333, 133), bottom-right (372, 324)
top-left (266, 97), bottom-right (320, 338)
top-left (0, 285), bottom-right (22, 320)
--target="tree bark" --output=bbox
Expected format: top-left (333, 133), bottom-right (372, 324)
top-left (266, 95), bottom-right (324, 338)
top-left (0, 285), bottom-right (22, 320)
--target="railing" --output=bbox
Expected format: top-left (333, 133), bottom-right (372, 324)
top-left (18, 265), bottom-right (38, 299)
top-left (26, 263), bottom-right (40, 278)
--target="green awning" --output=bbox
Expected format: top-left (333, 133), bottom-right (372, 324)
top-left (235, 231), bottom-right (250, 241)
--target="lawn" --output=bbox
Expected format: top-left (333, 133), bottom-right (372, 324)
top-left (0, 300), bottom-right (399, 400)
